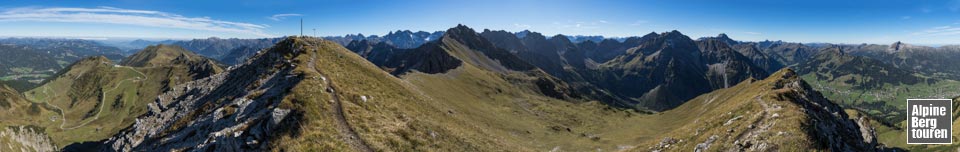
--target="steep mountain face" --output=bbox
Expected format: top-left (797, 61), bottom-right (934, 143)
top-left (490, 30), bottom-right (566, 77)
top-left (356, 25), bottom-right (583, 101)
top-left (578, 33), bottom-right (653, 63)
top-left (380, 30), bottom-right (444, 48)
top-left (171, 37), bottom-right (281, 60)
top-left (442, 25), bottom-right (538, 71)
top-left (755, 40), bottom-right (819, 66)
top-left (479, 29), bottom-right (526, 53)
top-left (478, 29), bottom-right (771, 110)
top-left (479, 29), bottom-right (630, 106)
top-left (696, 38), bottom-right (770, 90)
top-left (584, 39), bottom-right (627, 63)
top-left (639, 69), bottom-right (878, 151)
top-left (514, 30), bottom-right (532, 38)
top-left (344, 39), bottom-right (408, 67)
top-left (700, 34), bottom-right (785, 73)
top-left (591, 31), bottom-right (768, 110)
top-left (379, 41), bottom-right (464, 75)
top-left (326, 31), bottom-right (444, 49)
top-left (713, 33), bottom-right (740, 45)
top-left (730, 43), bottom-right (786, 73)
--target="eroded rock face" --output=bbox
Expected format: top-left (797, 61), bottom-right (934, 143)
top-left (641, 69), bottom-right (879, 151)
top-left (103, 37), bottom-right (306, 152)
top-left (770, 69), bottom-right (877, 151)
top-left (1, 126), bottom-right (57, 152)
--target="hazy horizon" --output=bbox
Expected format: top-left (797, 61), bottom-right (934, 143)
top-left (3, 0), bottom-right (960, 45)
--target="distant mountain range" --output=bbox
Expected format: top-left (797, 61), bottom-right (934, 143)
top-left (350, 26), bottom-right (772, 111)
top-left (169, 37), bottom-right (282, 64)
top-left (338, 26), bottom-right (960, 138)
top-left (324, 30), bottom-right (444, 49)
top-left (333, 26), bottom-right (960, 113)
top-left (0, 38), bottom-right (126, 91)
top-left (7, 25), bottom-right (960, 151)
top-left (97, 36), bottom-right (879, 151)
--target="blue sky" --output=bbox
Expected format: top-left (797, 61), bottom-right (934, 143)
top-left (1, 0), bottom-right (960, 44)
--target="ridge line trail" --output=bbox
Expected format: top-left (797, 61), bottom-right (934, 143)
top-left (731, 90), bottom-right (777, 143)
top-left (306, 41), bottom-right (373, 152)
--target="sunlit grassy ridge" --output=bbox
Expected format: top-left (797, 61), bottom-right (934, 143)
top-left (0, 36), bottom-right (879, 151)
top-left (268, 37), bottom-right (872, 151)
top-left (631, 68), bottom-right (878, 151)
top-left (270, 37), bottom-right (679, 151)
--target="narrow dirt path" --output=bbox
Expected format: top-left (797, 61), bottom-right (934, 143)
top-left (306, 42), bottom-right (373, 152)
top-left (42, 64), bottom-right (148, 130)
top-left (61, 75), bottom-right (138, 130)
top-left (731, 92), bottom-right (778, 145)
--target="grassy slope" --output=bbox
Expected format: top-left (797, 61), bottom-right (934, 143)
top-left (275, 37), bottom-right (866, 151)
top-left (15, 57), bottom-right (151, 146)
top-left (627, 69), bottom-right (828, 151)
top-left (270, 37), bottom-right (693, 151)
top-left (0, 84), bottom-right (57, 151)
top-left (1, 36), bottom-right (877, 151)
top-left (6, 46), bottom-right (223, 147)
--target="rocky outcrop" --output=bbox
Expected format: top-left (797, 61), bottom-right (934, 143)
top-left (1, 126), bottom-right (57, 152)
top-left (593, 31), bottom-right (717, 110)
top-left (769, 69), bottom-right (877, 151)
top-left (640, 69), bottom-right (879, 151)
top-left (697, 38), bottom-right (770, 89)
top-left (103, 37), bottom-right (307, 151)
